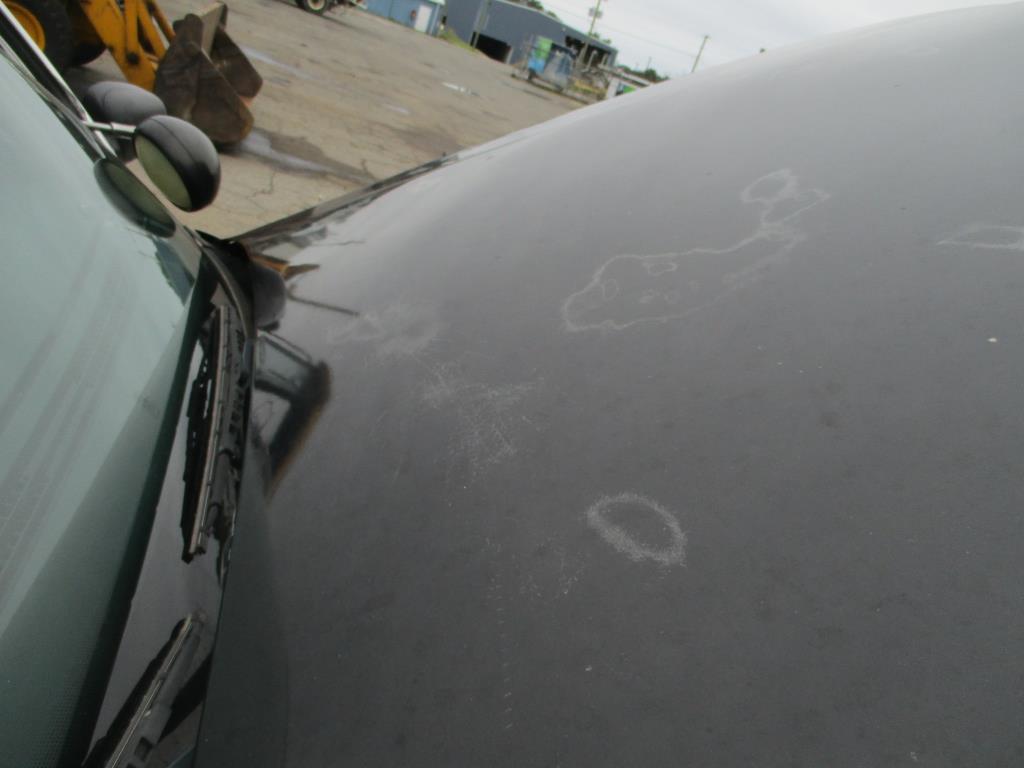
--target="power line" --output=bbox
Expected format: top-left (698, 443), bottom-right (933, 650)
top-left (690, 34), bottom-right (709, 72)
top-left (604, 26), bottom-right (697, 57)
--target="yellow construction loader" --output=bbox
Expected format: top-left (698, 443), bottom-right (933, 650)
top-left (3, 0), bottom-right (261, 143)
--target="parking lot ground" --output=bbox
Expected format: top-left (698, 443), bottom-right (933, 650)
top-left (69, 0), bottom-right (582, 236)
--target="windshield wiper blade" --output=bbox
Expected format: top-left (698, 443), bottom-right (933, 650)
top-left (181, 303), bottom-right (248, 572)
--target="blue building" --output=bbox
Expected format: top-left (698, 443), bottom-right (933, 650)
top-left (445, 0), bottom-right (616, 68)
top-left (364, 0), bottom-right (445, 35)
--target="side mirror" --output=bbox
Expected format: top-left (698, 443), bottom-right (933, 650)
top-left (82, 82), bottom-right (167, 162)
top-left (82, 81), bottom-right (167, 125)
top-left (133, 115), bottom-right (221, 212)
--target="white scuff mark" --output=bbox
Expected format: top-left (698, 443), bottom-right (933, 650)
top-left (988, 337), bottom-right (999, 344)
top-left (584, 492), bottom-right (688, 567)
top-left (241, 46), bottom-right (317, 82)
top-left (519, 572), bottom-right (543, 599)
top-left (240, 130), bottom-right (334, 174)
top-left (939, 224), bottom-right (1024, 251)
top-left (324, 304), bottom-right (442, 357)
top-left (551, 545), bottom-right (582, 597)
top-left (489, 575), bottom-right (515, 733)
top-left (421, 361), bottom-right (538, 474)
top-left (561, 169), bottom-right (829, 332)
top-left (442, 81), bottom-right (476, 96)
top-left (559, 570), bottom-right (579, 596)
top-left (383, 103), bottom-right (411, 115)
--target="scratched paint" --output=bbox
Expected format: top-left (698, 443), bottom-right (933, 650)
top-left (324, 304), bottom-right (442, 357)
top-left (584, 492), bottom-right (687, 567)
top-left (486, 573), bottom-right (516, 734)
top-left (561, 169), bottom-right (829, 332)
top-left (421, 361), bottom-right (538, 474)
top-left (939, 224), bottom-right (1024, 251)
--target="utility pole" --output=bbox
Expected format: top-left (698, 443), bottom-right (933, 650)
top-left (691, 34), bottom-right (709, 73)
top-left (577, 0), bottom-right (605, 74)
top-left (586, 0), bottom-right (603, 36)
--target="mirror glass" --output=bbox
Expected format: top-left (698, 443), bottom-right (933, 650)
top-left (134, 135), bottom-right (192, 211)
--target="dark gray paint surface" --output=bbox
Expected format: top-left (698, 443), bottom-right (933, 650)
top-left (202, 5), bottom-right (1024, 765)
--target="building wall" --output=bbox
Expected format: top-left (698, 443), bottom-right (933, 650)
top-left (365, 0), bottom-right (443, 35)
top-left (445, 0), bottom-right (481, 41)
top-left (445, 0), bottom-right (616, 67)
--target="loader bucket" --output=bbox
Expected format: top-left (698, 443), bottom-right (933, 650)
top-left (154, 4), bottom-right (262, 145)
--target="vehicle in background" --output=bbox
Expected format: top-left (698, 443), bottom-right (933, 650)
top-left (525, 35), bottom-right (574, 91)
top-left (295, 0), bottom-right (345, 16)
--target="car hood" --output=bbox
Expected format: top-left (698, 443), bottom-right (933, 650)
top-left (197, 4), bottom-right (1024, 765)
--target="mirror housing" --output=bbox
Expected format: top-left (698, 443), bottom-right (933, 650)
top-left (82, 82), bottom-right (167, 161)
top-left (133, 115), bottom-right (221, 212)
top-left (82, 81), bottom-right (167, 126)
top-left (250, 261), bottom-right (288, 330)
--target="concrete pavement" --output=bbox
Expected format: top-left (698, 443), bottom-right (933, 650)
top-left (74, 0), bottom-right (581, 235)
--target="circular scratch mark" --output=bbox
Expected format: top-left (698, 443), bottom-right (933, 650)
top-left (584, 492), bottom-right (687, 567)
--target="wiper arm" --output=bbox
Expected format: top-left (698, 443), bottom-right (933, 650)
top-left (181, 303), bottom-right (248, 573)
top-left (87, 614), bottom-right (204, 768)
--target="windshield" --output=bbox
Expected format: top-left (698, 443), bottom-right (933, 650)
top-left (0, 46), bottom-right (209, 767)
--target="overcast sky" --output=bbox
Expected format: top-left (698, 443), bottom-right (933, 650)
top-left (537, 0), bottom-right (1016, 76)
